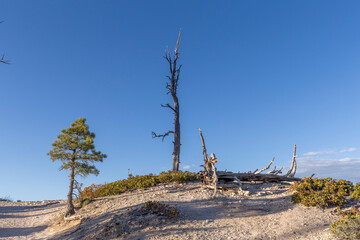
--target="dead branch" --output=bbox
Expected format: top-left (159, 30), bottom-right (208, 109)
top-left (161, 103), bottom-right (176, 112)
top-left (73, 180), bottom-right (83, 202)
top-left (265, 166), bottom-right (276, 174)
top-left (254, 157), bottom-right (275, 174)
top-left (285, 144), bottom-right (297, 177)
top-left (199, 128), bottom-right (209, 170)
top-left (272, 167), bottom-right (283, 175)
top-left (152, 131), bottom-right (174, 142)
top-left (0, 53), bottom-right (9, 64)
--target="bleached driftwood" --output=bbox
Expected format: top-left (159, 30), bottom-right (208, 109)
top-left (249, 144), bottom-right (298, 179)
top-left (198, 133), bottom-right (300, 193)
top-left (217, 171), bottom-right (300, 182)
top-left (198, 128), bottom-right (220, 196)
top-left (254, 157), bottom-right (275, 174)
top-left (266, 166), bottom-right (283, 175)
top-left (285, 144), bottom-right (297, 177)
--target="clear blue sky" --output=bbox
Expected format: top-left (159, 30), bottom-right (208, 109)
top-left (1, 1), bottom-right (359, 201)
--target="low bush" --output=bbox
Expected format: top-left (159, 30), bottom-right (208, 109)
top-left (331, 206), bottom-right (360, 240)
top-left (81, 171), bottom-right (199, 199)
top-left (140, 201), bottom-right (179, 219)
top-left (351, 183), bottom-right (360, 199)
top-left (290, 177), bottom-right (353, 207)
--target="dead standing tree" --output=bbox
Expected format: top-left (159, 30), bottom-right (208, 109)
top-left (152, 30), bottom-right (182, 171)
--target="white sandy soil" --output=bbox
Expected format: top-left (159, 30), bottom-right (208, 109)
top-left (1, 181), bottom-right (355, 240)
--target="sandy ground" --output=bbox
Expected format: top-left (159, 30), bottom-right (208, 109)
top-left (0, 200), bottom-right (66, 240)
top-left (0, 181), bottom-right (351, 240)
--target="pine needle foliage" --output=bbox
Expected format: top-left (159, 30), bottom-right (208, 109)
top-left (48, 118), bottom-right (106, 216)
top-left (48, 118), bottom-right (106, 177)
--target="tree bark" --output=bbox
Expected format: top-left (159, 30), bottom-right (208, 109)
top-left (65, 159), bottom-right (76, 217)
top-left (172, 95), bottom-right (180, 171)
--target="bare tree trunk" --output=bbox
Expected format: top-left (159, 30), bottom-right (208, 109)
top-left (172, 96), bottom-right (180, 171)
top-left (153, 30), bottom-right (182, 171)
top-left (65, 160), bottom-right (76, 217)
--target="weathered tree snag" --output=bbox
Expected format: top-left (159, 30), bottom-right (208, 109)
top-left (285, 144), bottom-right (297, 177)
top-left (153, 30), bottom-right (182, 171)
top-left (199, 128), bottom-right (210, 173)
top-left (198, 128), bottom-right (220, 195)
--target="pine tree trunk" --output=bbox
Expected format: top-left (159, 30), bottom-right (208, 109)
top-left (65, 160), bottom-right (76, 217)
top-left (172, 95), bottom-right (180, 171)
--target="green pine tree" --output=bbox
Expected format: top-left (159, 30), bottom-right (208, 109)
top-left (48, 118), bottom-right (107, 217)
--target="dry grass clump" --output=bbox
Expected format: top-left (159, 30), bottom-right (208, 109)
top-left (140, 201), bottom-right (179, 219)
top-left (331, 206), bottom-right (360, 240)
top-left (290, 177), bottom-right (353, 207)
top-left (81, 171), bottom-right (199, 199)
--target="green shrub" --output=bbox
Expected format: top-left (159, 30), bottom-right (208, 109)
top-left (351, 183), bottom-right (360, 199)
top-left (290, 177), bottom-right (353, 207)
top-left (140, 201), bottom-right (179, 219)
top-left (331, 207), bottom-right (360, 240)
top-left (157, 170), bottom-right (199, 183)
top-left (81, 171), bottom-right (199, 199)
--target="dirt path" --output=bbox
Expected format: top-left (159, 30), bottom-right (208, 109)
top-left (0, 200), bottom-right (65, 240)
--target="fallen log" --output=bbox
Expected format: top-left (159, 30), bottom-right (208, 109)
top-left (217, 171), bottom-right (301, 182)
top-left (197, 129), bottom-right (301, 194)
